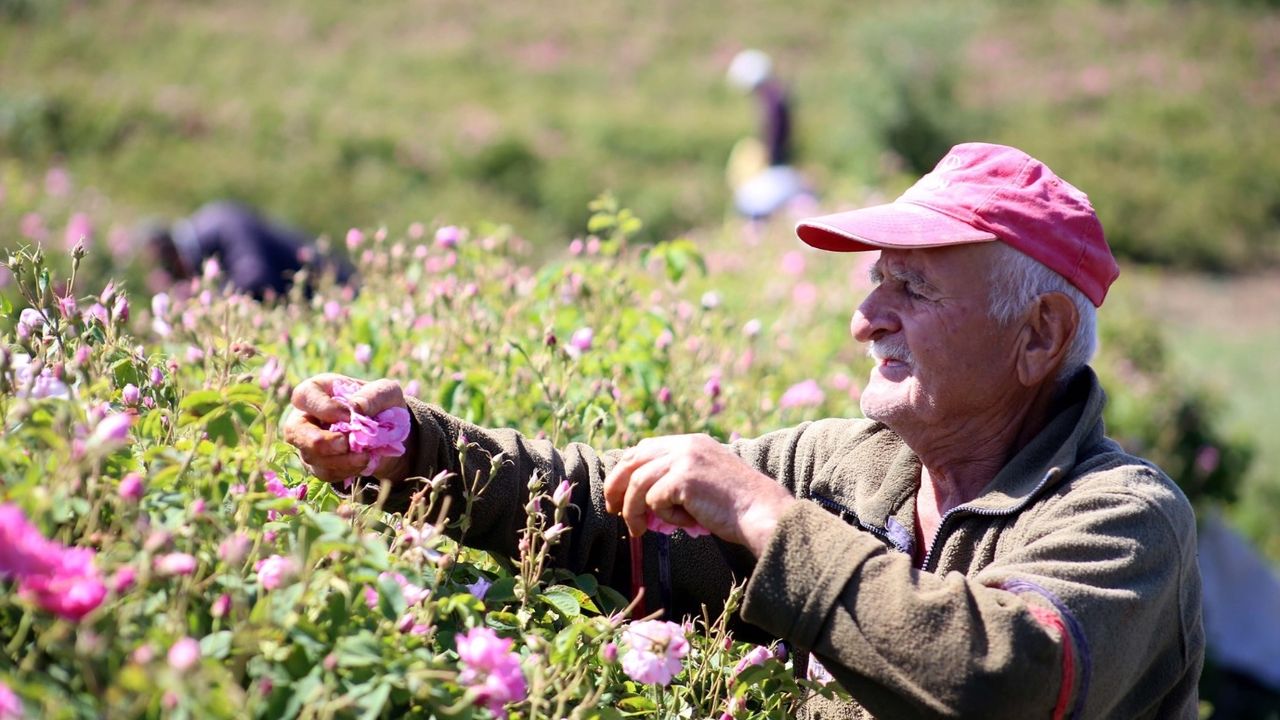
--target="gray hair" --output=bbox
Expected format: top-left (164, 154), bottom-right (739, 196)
top-left (986, 243), bottom-right (1097, 384)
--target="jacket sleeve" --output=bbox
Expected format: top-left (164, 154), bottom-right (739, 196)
top-left (360, 401), bottom-right (858, 623)
top-left (739, 471), bottom-right (1200, 720)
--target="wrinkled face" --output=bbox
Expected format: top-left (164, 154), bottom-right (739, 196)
top-left (850, 244), bottom-right (1022, 435)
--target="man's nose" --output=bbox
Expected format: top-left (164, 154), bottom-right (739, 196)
top-left (850, 295), bottom-right (897, 343)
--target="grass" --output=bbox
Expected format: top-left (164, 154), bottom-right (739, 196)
top-left (1, 1), bottom-right (1278, 267)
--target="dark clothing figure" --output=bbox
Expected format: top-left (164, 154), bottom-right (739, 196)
top-left (757, 79), bottom-right (792, 167)
top-left (157, 201), bottom-right (353, 300)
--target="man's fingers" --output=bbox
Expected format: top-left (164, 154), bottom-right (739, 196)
top-left (646, 473), bottom-right (708, 531)
top-left (291, 375), bottom-right (355, 424)
top-left (355, 378), bottom-right (405, 417)
top-left (306, 453), bottom-right (371, 485)
top-left (620, 455), bottom-right (674, 538)
top-left (604, 437), bottom-right (672, 514)
top-left (283, 412), bottom-right (350, 456)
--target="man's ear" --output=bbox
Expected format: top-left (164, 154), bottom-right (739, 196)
top-left (1015, 292), bottom-right (1079, 387)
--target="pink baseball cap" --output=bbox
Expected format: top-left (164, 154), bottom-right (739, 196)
top-left (795, 142), bottom-right (1120, 306)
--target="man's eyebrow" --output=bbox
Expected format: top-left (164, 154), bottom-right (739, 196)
top-left (871, 263), bottom-right (938, 292)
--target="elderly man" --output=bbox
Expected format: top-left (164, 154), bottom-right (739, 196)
top-left (285, 143), bottom-right (1203, 719)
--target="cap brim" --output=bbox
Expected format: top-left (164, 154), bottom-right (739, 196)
top-left (796, 201), bottom-right (997, 252)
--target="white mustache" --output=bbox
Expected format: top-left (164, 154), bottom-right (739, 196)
top-left (868, 338), bottom-right (914, 367)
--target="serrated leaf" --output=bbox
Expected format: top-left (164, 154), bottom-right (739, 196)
top-left (546, 584), bottom-right (599, 614)
top-left (541, 589), bottom-right (580, 619)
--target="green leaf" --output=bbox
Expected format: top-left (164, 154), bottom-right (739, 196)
top-left (354, 681), bottom-right (392, 720)
top-left (596, 584), bottom-right (630, 615)
top-left (204, 409), bottom-right (239, 446)
top-left (224, 382), bottom-right (266, 405)
top-left (376, 575), bottom-right (408, 620)
top-left (616, 696), bottom-right (657, 712)
top-left (179, 389), bottom-right (224, 416)
top-left (573, 573), bottom-right (599, 596)
top-left (486, 611), bottom-right (521, 631)
top-left (546, 584), bottom-right (598, 614)
top-left (483, 575), bottom-right (517, 603)
top-left (199, 630), bottom-right (233, 659)
top-left (541, 589), bottom-right (580, 619)
top-left (334, 632), bottom-right (383, 668)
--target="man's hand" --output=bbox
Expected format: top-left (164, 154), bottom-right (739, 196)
top-left (603, 434), bottom-right (795, 557)
top-left (283, 373), bottom-right (412, 485)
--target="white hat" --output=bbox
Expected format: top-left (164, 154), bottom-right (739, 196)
top-left (727, 49), bottom-right (772, 90)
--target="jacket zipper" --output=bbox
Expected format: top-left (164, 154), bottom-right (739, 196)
top-left (920, 467), bottom-right (1062, 572)
top-left (812, 493), bottom-right (911, 555)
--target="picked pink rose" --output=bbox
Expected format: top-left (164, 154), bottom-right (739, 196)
top-left (328, 379), bottom-right (411, 479)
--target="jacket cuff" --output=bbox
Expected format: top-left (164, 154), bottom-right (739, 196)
top-left (742, 500), bottom-right (883, 650)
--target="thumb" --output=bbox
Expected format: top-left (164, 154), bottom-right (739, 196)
top-left (353, 378), bottom-right (406, 417)
top-left (292, 373), bottom-right (358, 424)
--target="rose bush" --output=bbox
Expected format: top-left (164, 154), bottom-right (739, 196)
top-left (0, 198), bottom-right (851, 718)
top-left (0, 192), bottom-right (1253, 718)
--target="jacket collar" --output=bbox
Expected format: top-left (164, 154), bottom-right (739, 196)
top-left (856, 367), bottom-right (1108, 526)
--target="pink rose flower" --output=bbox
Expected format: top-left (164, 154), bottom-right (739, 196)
top-left (779, 379), bottom-right (825, 409)
top-left (328, 380), bottom-right (411, 477)
top-left (154, 552), bottom-right (198, 577)
top-left (255, 554), bottom-right (297, 590)
top-left (703, 372), bottom-right (721, 399)
top-left (167, 637), bottom-right (200, 671)
top-left (568, 327), bottom-right (594, 354)
top-left (456, 627), bottom-right (527, 715)
top-left (18, 547), bottom-right (107, 621)
top-left (733, 645), bottom-right (774, 676)
top-left (112, 566), bottom-right (137, 592)
top-left (88, 412), bottom-right (133, 448)
top-left (0, 681), bottom-right (23, 720)
top-left (354, 344), bottom-right (372, 365)
top-left (781, 250), bottom-right (806, 276)
top-left (620, 620), bottom-right (689, 685)
top-left (434, 225), bottom-right (461, 248)
top-left (56, 294), bottom-right (78, 320)
top-left (211, 593), bottom-right (231, 618)
top-left (0, 504), bottom-right (106, 621)
top-left (217, 532), bottom-right (252, 565)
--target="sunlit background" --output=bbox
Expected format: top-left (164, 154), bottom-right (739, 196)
top-left (2, 0), bottom-right (1278, 715)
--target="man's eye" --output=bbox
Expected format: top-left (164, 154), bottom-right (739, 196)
top-left (904, 284), bottom-right (925, 300)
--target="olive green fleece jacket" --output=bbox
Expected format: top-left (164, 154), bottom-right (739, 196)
top-left (363, 368), bottom-right (1203, 719)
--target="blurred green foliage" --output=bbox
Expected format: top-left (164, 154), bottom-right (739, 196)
top-left (0, 0), bottom-right (1277, 269)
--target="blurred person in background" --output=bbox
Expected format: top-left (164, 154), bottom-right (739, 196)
top-left (139, 200), bottom-right (354, 301)
top-left (286, 143), bottom-right (1202, 719)
top-left (725, 49), bottom-right (816, 222)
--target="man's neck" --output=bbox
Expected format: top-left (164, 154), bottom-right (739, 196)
top-left (913, 382), bottom-right (1060, 514)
